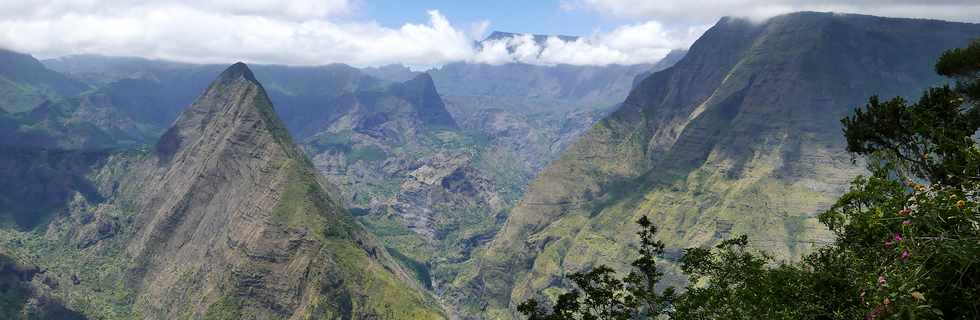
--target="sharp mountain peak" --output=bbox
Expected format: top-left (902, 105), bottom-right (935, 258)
top-left (156, 62), bottom-right (293, 162)
top-left (218, 61), bottom-right (257, 82)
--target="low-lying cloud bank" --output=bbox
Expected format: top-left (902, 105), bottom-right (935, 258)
top-left (2, 1), bottom-right (976, 67)
top-left (0, 1), bottom-right (701, 67)
top-left (472, 23), bottom-right (706, 66)
top-left (575, 0), bottom-right (980, 23)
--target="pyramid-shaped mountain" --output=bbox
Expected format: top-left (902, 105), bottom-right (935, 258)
top-left (113, 63), bottom-right (442, 319)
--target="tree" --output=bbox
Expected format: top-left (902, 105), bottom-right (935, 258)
top-left (827, 39), bottom-right (980, 318)
top-left (520, 40), bottom-right (980, 320)
top-left (517, 216), bottom-right (674, 320)
top-left (841, 41), bottom-right (980, 186)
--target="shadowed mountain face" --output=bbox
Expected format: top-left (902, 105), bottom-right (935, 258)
top-left (632, 49), bottom-right (688, 88)
top-left (454, 12), bottom-right (980, 318)
top-left (0, 252), bottom-right (87, 319)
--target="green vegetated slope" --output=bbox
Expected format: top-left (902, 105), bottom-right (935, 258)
top-left (455, 12), bottom-right (980, 319)
top-left (297, 70), bottom-right (508, 298)
top-left (39, 53), bottom-right (640, 312)
top-left (0, 63), bottom-right (443, 319)
top-left (0, 49), bottom-right (88, 113)
top-left (314, 62), bottom-right (660, 307)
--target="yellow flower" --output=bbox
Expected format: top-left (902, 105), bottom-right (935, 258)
top-left (956, 200), bottom-right (966, 209)
top-left (911, 292), bottom-right (926, 301)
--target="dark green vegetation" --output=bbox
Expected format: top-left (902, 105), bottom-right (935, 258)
top-left (518, 216), bottom-right (674, 320)
top-left (0, 251), bottom-right (86, 319)
top-left (518, 39), bottom-right (980, 320)
top-left (458, 12), bottom-right (980, 319)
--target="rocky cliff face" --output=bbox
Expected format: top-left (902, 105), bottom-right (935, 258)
top-left (0, 63), bottom-right (444, 319)
top-left (130, 63), bottom-right (441, 319)
top-left (455, 12), bottom-right (980, 318)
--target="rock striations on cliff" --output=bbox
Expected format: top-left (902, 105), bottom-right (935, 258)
top-left (120, 62), bottom-right (444, 319)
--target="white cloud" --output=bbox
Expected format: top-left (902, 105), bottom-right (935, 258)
top-left (0, 0), bottom-right (700, 67)
top-left (0, 0), bottom-right (354, 20)
top-left (0, 2), bottom-right (475, 67)
top-left (577, 0), bottom-right (980, 23)
top-left (471, 21), bottom-right (706, 66)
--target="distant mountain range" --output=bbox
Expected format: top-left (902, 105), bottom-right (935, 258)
top-left (2, 11), bottom-right (976, 320)
top-left (0, 50), bottom-right (88, 113)
top-left (0, 29), bottom-right (662, 318)
top-left (482, 31), bottom-right (580, 43)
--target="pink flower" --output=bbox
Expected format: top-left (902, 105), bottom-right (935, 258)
top-left (878, 275), bottom-right (886, 286)
top-left (902, 220), bottom-right (912, 226)
top-left (901, 250), bottom-right (911, 260)
top-left (893, 233), bottom-right (903, 242)
top-left (884, 239), bottom-right (894, 249)
top-left (898, 208), bottom-right (912, 216)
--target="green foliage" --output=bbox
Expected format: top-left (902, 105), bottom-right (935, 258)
top-left (841, 89), bottom-right (980, 186)
top-left (518, 216), bottom-right (674, 320)
top-left (203, 296), bottom-right (242, 320)
top-left (347, 145), bottom-right (387, 163)
top-left (521, 40), bottom-right (980, 320)
top-left (842, 40), bottom-right (980, 186)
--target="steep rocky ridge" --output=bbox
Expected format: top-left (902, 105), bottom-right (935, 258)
top-left (129, 62), bottom-right (440, 319)
top-left (0, 63), bottom-right (444, 319)
top-left (455, 12), bottom-right (980, 318)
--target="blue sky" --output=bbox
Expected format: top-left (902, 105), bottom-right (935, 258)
top-left (2, 1), bottom-right (978, 67)
top-left (362, 0), bottom-right (611, 37)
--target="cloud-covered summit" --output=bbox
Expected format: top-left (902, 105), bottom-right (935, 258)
top-left (574, 0), bottom-right (980, 23)
top-left (0, 0), bottom-right (704, 67)
top-left (472, 22), bottom-right (705, 66)
top-left (1, 1), bottom-right (974, 67)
